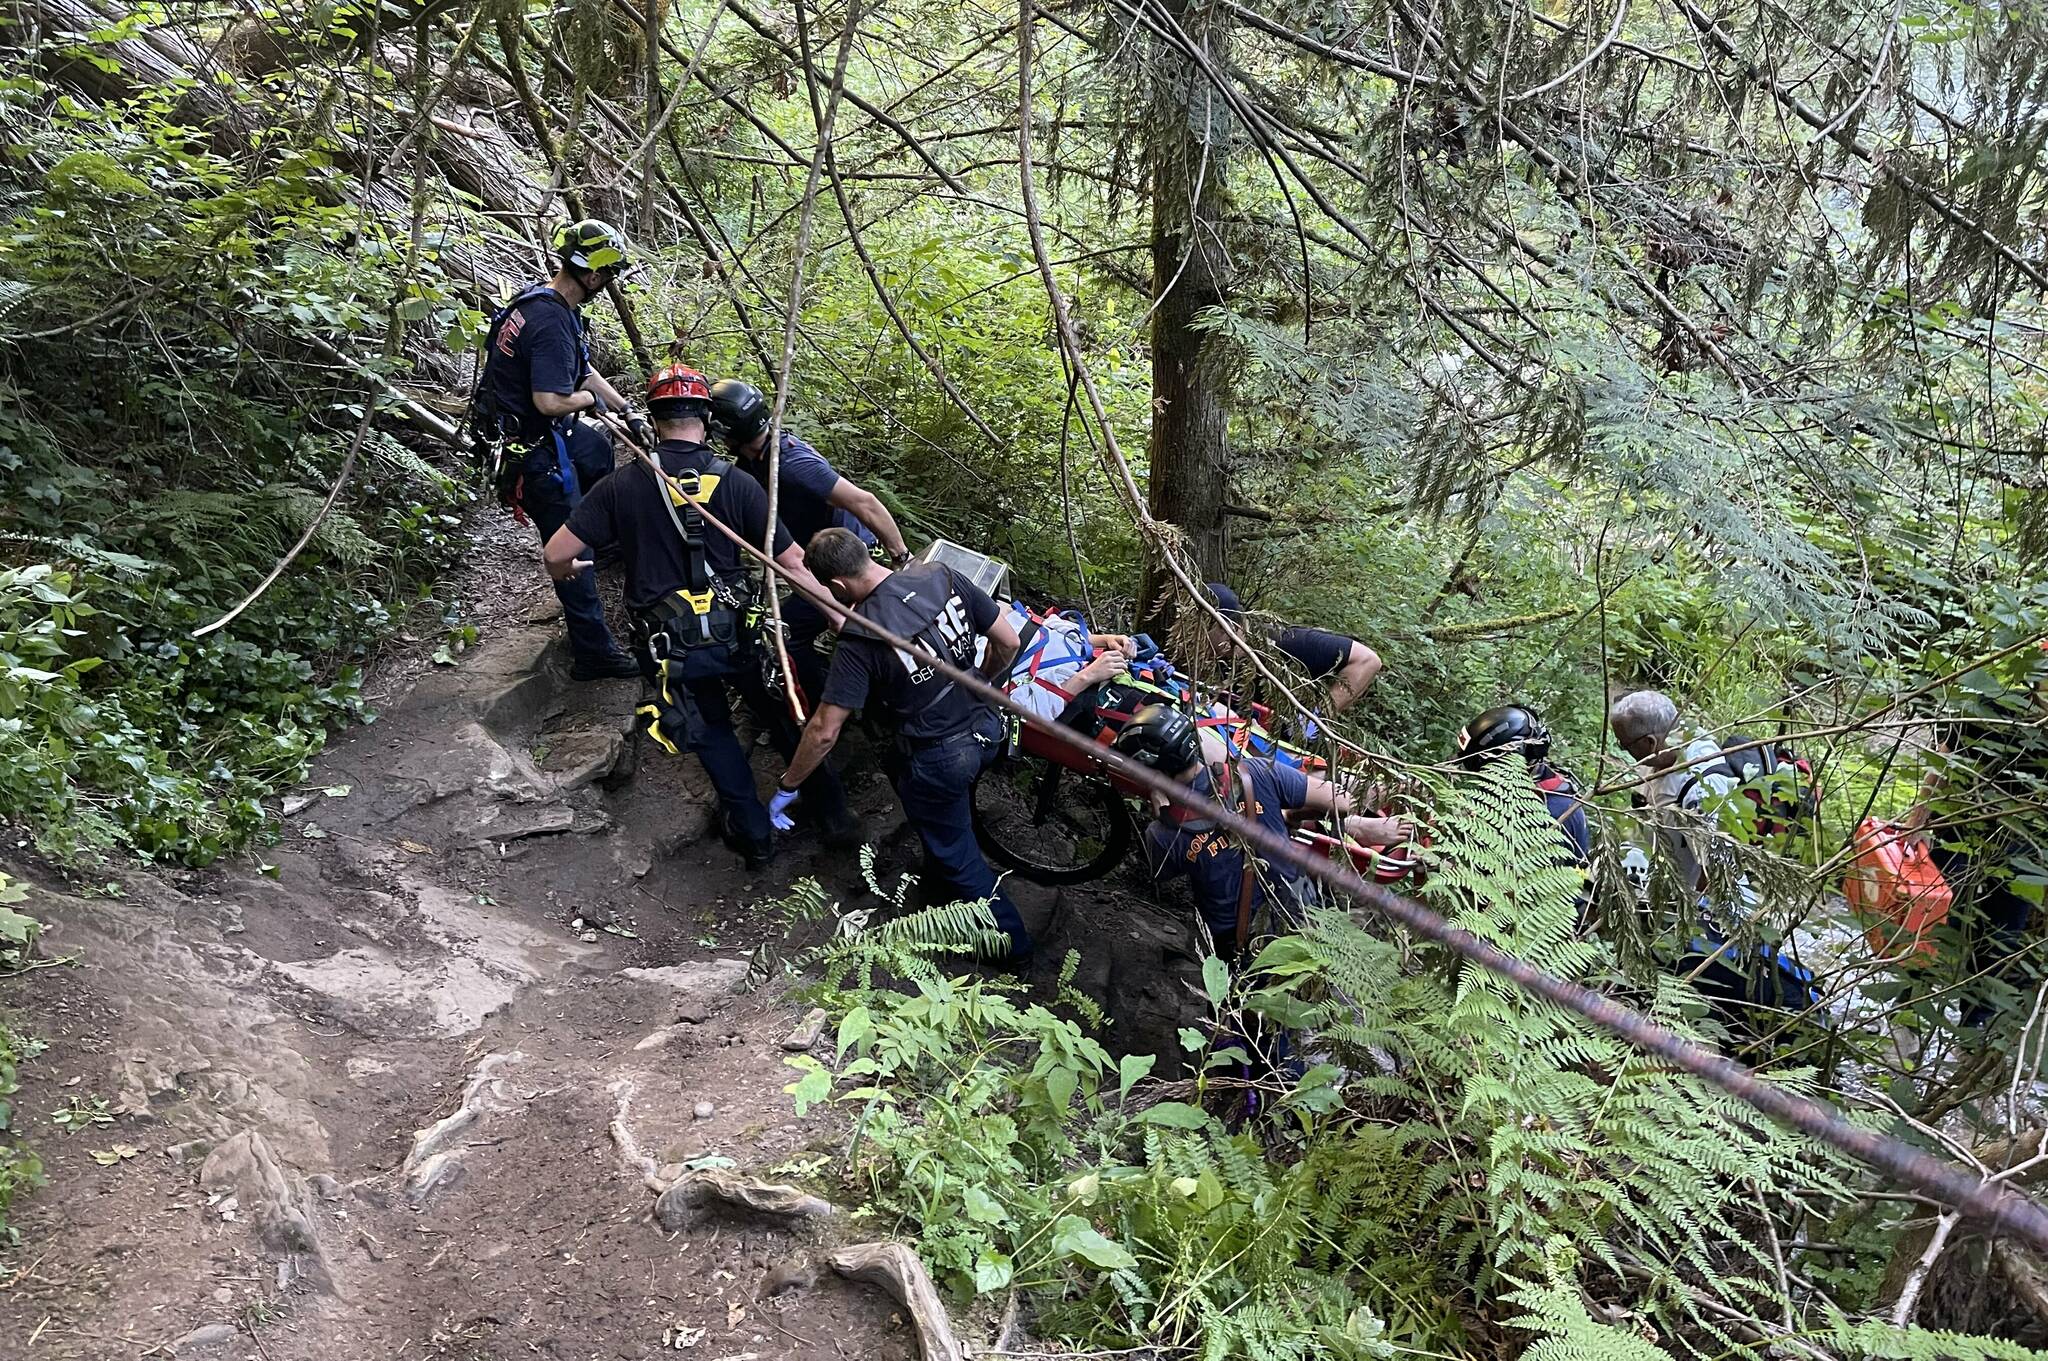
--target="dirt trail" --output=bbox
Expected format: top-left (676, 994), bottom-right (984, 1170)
top-left (0, 513), bottom-right (1210, 1360)
top-left (0, 518), bottom-right (887, 1359)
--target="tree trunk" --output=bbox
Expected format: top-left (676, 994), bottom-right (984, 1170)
top-left (1137, 0), bottom-right (1233, 632)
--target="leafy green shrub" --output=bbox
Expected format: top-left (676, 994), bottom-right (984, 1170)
top-left (0, 870), bottom-right (46, 1243)
top-left (0, 559), bottom-right (383, 863)
top-left (787, 763), bottom-right (2031, 1361)
top-left (786, 963), bottom-right (1396, 1361)
top-left (0, 61), bottom-right (467, 865)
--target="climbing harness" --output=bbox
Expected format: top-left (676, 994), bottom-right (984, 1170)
top-left (461, 284), bottom-right (589, 517)
top-left (629, 456), bottom-right (755, 755)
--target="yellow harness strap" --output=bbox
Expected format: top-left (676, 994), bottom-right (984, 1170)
top-left (660, 467), bottom-right (724, 622)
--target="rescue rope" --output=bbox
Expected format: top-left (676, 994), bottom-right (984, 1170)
top-left (644, 471), bottom-right (2048, 1256)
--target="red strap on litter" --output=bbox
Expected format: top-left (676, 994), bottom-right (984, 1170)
top-left (1020, 611), bottom-right (1098, 701)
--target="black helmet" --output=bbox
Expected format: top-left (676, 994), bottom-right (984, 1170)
top-left (1113, 704), bottom-right (1202, 775)
top-left (709, 379), bottom-right (770, 446)
top-left (1456, 705), bottom-right (1551, 770)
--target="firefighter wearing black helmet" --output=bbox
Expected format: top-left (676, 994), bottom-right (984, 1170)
top-left (1456, 705), bottom-right (1592, 867)
top-left (708, 379), bottom-right (914, 704)
top-left (542, 364), bottom-right (863, 868)
top-left (1115, 704), bottom-right (1353, 957)
top-left (472, 219), bottom-right (651, 681)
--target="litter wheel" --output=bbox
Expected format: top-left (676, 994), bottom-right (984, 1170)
top-left (971, 752), bottom-right (1133, 885)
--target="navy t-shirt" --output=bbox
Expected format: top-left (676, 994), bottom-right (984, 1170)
top-left (819, 564), bottom-right (998, 738)
top-left (565, 440), bottom-right (790, 613)
top-left (1275, 626), bottom-right (1356, 681)
top-left (759, 433), bottom-right (874, 551)
top-left (1142, 758), bottom-right (1310, 940)
top-left (483, 288), bottom-right (589, 444)
top-left (1543, 783), bottom-right (1592, 867)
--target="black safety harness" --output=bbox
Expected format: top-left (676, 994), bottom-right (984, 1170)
top-left (629, 454), bottom-right (757, 756)
top-left (462, 285), bottom-right (588, 521)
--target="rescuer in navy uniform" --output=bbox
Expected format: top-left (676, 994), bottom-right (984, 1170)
top-left (771, 527), bottom-right (1031, 959)
top-left (542, 365), bottom-right (860, 869)
top-left (473, 219), bottom-right (648, 680)
top-left (708, 378), bottom-right (915, 704)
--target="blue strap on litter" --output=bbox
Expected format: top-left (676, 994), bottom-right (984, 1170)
top-left (1023, 609), bottom-right (1093, 679)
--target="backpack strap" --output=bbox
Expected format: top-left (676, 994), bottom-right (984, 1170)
top-left (1672, 754), bottom-right (1736, 808)
top-left (467, 285), bottom-right (583, 443)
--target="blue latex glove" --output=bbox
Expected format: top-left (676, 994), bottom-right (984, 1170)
top-left (1301, 713), bottom-right (1322, 741)
top-left (768, 786), bottom-right (800, 832)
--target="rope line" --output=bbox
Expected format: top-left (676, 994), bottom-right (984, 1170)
top-left (604, 421), bottom-right (2048, 1257)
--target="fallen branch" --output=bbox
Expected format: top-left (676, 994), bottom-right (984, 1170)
top-left (1890, 1210), bottom-right (1960, 1326)
top-left (1424, 605), bottom-right (1580, 641)
top-left (830, 1242), bottom-right (964, 1361)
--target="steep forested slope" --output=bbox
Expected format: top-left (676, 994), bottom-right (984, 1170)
top-left (2, 0), bottom-right (2047, 1354)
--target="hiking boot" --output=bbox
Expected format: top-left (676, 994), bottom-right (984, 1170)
top-left (717, 812), bottom-right (775, 871)
top-left (571, 652), bottom-right (642, 682)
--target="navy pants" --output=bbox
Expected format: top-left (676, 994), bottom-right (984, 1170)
top-left (645, 642), bottom-right (851, 853)
top-left (521, 421), bottom-right (628, 667)
top-left (887, 708), bottom-right (1031, 958)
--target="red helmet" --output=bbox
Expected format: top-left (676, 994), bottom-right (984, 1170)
top-left (647, 363), bottom-right (711, 407)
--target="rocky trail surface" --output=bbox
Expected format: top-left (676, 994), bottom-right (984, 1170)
top-left (0, 514), bottom-right (1207, 1360)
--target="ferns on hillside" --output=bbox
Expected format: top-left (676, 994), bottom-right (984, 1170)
top-left (800, 897), bottom-right (1011, 991)
top-left (1265, 759), bottom-right (1853, 1348)
top-left (1822, 1310), bottom-right (2048, 1361)
top-left (1505, 1261), bottom-right (1678, 1361)
top-left (124, 486), bottom-right (384, 575)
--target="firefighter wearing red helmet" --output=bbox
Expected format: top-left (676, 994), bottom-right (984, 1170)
top-left (469, 218), bottom-right (652, 681)
top-left (543, 363), bottom-right (864, 867)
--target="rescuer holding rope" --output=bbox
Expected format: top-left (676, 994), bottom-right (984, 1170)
top-left (772, 527), bottom-right (1033, 959)
top-left (541, 365), bottom-right (862, 869)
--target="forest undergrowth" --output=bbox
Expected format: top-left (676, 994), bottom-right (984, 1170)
top-left (2, 0), bottom-right (2047, 1351)
top-left (781, 769), bottom-right (2040, 1360)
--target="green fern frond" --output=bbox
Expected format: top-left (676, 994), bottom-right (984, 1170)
top-left (1823, 1309), bottom-right (2048, 1361)
top-left (802, 897), bottom-right (1009, 991)
top-left (1054, 949), bottom-right (1107, 1029)
top-left (1504, 1271), bottom-right (1677, 1361)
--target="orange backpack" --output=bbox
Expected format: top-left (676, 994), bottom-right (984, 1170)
top-left (1844, 818), bottom-right (1954, 964)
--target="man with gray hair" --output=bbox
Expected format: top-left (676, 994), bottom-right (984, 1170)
top-left (1609, 689), bottom-right (1816, 1015)
top-left (1608, 688), bottom-right (1739, 897)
